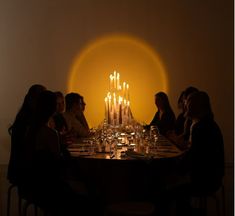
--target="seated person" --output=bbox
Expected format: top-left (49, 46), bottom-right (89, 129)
top-left (168, 91), bottom-right (224, 215)
top-left (50, 91), bottom-right (72, 158)
top-left (7, 84), bottom-right (46, 185)
top-left (21, 90), bottom-right (98, 216)
top-left (145, 91), bottom-right (176, 136)
top-left (53, 91), bottom-right (68, 134)
top-left (63, 92), bottom-right (91, 141)
top-left (167, 86), bottom-right (199, 150)
top-left (174, 90), bottom-right (186, 135)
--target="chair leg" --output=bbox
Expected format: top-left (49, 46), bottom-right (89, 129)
top-left (211, 185), bottom-right (226, 216)
top-left (34, 205), bottom-right (38, 216)
top-left (7, 184), bottom-right (16, 216)
top-left (22, 201), bottom-right (32, 216)
top-left (199, 197), bottom-right (207, 216)
top-left (214, 195), bottom-right (221, 216)
top-left (22, 201), bottom-right (28, 216)
top-left (222, 185), bottom-right (226, 216)
top-left (18, 195), bottom-right (22, 216)
top-left (21, 200), bottom-right (39, 216)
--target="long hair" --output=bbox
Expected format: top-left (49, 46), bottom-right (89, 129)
top-left (7, 84), bottom-right (46, 183)
top-left (187, 91), bottom-right (214, 120)
top-left (33, 90), bottom-right (57, 126)
top-left (25, 90), bottom-right (57, 157)
top-left (155, 91), bottom-right (173, 112)
top-left (184, 86), bottom-right (199, 100)
top-left (8, 84), bottom-right (46, 135)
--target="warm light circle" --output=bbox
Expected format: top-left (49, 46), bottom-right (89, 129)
top-left (68, 34), bottom-right (168, 127)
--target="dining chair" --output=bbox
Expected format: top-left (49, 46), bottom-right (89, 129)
top-left (21, 199), bottom-right (39, 216)
top-left (7, 184), bottom-right (20, 216)
top-left (17, 185), bottom-right (48, 216)
top-left (191, 183), bottom-right (226, 216)
top-left (7, 184), bottom-right (27, 216)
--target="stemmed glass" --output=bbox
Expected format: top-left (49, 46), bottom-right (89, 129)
top-left (106, 128), bottom-right (114, 157)
top-left (150, 125), bottom-right (160, 152)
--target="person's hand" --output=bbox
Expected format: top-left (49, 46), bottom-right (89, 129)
top-left (166, 131), bottom-right (190, 151)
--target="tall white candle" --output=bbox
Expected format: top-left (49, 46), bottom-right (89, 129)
top-left (113, 93), bottom-right (117, 124)
top-left (126, 84), bottom-right (129, 100)
top-left (123, 82), bottom-right (126, 99)
top-left (117, 73), bottom-right (120, 90)
top-left (127, 101), bottom-right (130, 123)
top-left (108, 95), bottom-right (111, 124)
top-left (113, 71), bottom-right (116, 89)
top-left (118, 97), bottom-right (122, 125)
top-left (113, 93), bottom-right (116, 113)
top-left (109, 75), bottom-right (113, 91)
top-left (105, 97), bottom-right (108, 121)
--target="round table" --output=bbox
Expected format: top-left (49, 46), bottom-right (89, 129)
top-left (68, 136), bottom-right (185, 205)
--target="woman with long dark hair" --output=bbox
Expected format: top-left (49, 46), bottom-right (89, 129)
top-left (7, 84), bottom-right (46, 185)
top-left (147, 91), bottom-right (176, 136)
top-left (21, 90), bottom-right (98, 216)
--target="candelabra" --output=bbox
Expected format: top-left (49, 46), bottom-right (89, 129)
top-left (104, 71), bottom-right (133, 126)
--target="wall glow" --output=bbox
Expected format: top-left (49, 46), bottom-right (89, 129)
top-left (68, 34), bottom-right (168, 127)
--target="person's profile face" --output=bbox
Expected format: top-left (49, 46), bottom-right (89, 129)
top-left (72, 100), bottom-right (82, 115)
top-left (185, 97), bottom-right (197, 119)
top-left (155, 95), bottom-right (163, 110)
top-left (154, 96), bottom-right (158, 106)
top-left (80, 99), bottom-right (86, 111)
top-left (178, 95), bottom-right (186, 111)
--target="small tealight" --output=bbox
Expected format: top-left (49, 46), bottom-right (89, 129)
top-left (117, 143), bottom-right (123, 149)
top-left (128, 143), bottom-right (136, 150)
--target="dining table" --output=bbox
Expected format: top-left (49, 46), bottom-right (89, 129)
top-left (67, 134), bottom-right (185, 206)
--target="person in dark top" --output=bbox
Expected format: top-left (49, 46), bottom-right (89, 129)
top-left (180, 86), bottom-right (199, 141)
top-left (53, 91), bottom-right (68, 133)
top-left (167, 86), bottom-right (199, 150)
top-left (63, 93), bottom-right (91, 140)
top-left (21, 90), bottom-right (99, 216)
top-left (51, 91), bottom-right (72, 160)
top-left (168, 91), bottom-right (224, 216)
top-left (7, 84), bottom-right (46, 185)
top-left (174, 90), bottom-right (186, 135)
top-left (175, 87), bottom-right (199, 136)
top-left (185, 91), bottom-right (224, 193)
top-left (145, 91), bottom-right (176, 136)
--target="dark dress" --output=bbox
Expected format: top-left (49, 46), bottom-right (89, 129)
top-left (7, 118), bottom-right (30, 185)
top-left (175, 115), bottom-right (192, 142)
top-left (166, 117), bottom-right (224, 216)
top-left (19, 125), bottom-right (97, 216)
top-left (53, 113), bottom-right (68, 133)
top-left (188, 118), bottom-right (224, 194)
top-left (149, 110), bottom-right (176, 136)
top-left (175, 113), bottom-right (186, 135)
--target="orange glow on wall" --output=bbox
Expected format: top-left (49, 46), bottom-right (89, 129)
top-left (68, 34), bottom-right (168, 127)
